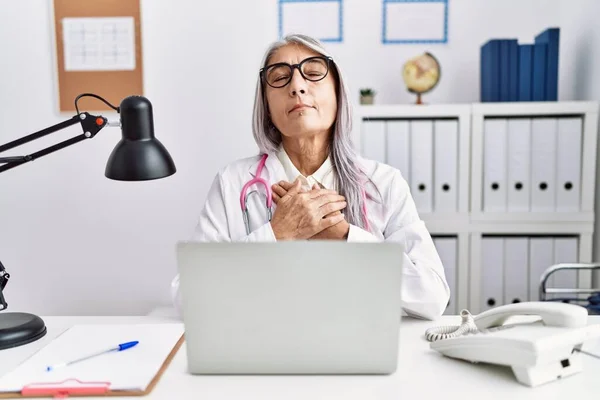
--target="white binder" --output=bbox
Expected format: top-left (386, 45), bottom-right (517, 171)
top-left (503, 238), bottom-right (529, 304)
top-left (507, 118), bottom-right (531, 212)
top-left (556, 118), bottom-right (583, 212)
top-left (386, 120), bottom-right (411, 182)
top-left (433, 119), bottom-right (458, 213)
top-left (528, 237), bottom-right (555, 301)
top-left (483, 118), bottom-right (507, 212)
top-left (434, 237), bottom-right (457, 315)
top-left (409, 120), bottom-right (433, 214)
top-left (481, 237), bottom-right (504, 311)
top-left (361, 121), bottom-right (386, 163)
top-left (550, 237), bottom-right (579, 300)
top-left (530, 118), bottom-right (558, 212)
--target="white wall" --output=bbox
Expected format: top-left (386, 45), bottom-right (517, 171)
top-left (1, 0), bottom-right (600, 316)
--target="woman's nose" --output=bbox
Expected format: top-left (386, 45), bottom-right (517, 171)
top-left (288, 68), bottom-right (307, 96)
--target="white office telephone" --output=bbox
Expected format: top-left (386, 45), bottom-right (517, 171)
top-left (426, 302), bottom-right (600, 387)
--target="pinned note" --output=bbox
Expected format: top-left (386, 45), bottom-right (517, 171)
top-left (62, 17), bottom-right (136, 71)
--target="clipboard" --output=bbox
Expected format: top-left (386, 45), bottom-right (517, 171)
top-left (0, 325), bottom-right (185, 399)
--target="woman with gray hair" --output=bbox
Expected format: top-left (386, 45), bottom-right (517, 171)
top-left (172, 33), bottom-right (450, 320)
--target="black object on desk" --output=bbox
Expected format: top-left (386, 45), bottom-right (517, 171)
top-left (0, 260), bottom-right (47, 350)
top-left (0, 93), bottom-right (176, 350)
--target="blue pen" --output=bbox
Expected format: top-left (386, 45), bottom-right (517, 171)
top-left (46, 341), bottom-right (139, 371)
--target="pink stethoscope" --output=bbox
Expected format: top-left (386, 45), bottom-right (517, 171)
top-left (240, 153), bottom-right (370, 235)
top-left (240, 154), bottom-right (272, 235)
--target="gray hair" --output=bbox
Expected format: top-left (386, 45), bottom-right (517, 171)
top-left (251, 33), bottom-right (370, 231)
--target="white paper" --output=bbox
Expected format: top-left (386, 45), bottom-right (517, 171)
top-left (0, 323), bottom-right (183, 392)
top-left (61, 17), bottom-right (136, 71)
top-left (281, 1), bottom-right (340, 41)
top-left (385, 2), bottom-right (446, 42)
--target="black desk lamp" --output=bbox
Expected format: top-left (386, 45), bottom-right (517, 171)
top-left (0, 93), bottom-right (176, 350)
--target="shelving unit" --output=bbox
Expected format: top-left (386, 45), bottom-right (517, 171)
top-left (354, 101), bottom-right (599, 315)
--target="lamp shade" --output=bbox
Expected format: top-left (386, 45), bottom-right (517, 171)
top-left (105, 96), bottom-right (176, 181)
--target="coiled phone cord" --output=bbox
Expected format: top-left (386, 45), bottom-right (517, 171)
top-left (425, 310), bottom-right (479, 342)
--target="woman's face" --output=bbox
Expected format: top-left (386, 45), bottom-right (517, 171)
top-left (263, 44), bottom-right (337, 141)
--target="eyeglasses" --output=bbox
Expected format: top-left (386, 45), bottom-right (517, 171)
top-left (260, 56), bottom-right (333, 88)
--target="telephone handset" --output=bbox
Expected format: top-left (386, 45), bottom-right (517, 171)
top-left (425, 301), bottom-right (589, 342)
top-left (426, 302), bottom-right (600, 387)
top-left (474, 301), bottom-right (588, 329)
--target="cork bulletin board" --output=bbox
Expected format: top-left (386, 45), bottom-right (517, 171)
top-left (52, 0), bottom-right (144, 112)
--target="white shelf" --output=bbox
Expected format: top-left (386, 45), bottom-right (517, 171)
top-left (357, 104), bottom-right (471, 118)
top-left (470, 212), bottom-right (594, 224)
top-left (470, 222), bottom-right (594, 235)
top-left (471, 101), bottom-right (599, 116)
top-left (355, 101), bottom-right (599, 315)
top-left (422, 214), bottom-right (470, 235)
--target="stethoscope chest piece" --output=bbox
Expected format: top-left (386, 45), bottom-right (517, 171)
top-left (242, 189), bottom-right (272, 235)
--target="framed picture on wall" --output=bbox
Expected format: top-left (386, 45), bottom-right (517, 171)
top-left (382, 0), bottom-right (448, 44)
top-left (278, 0), bottom-right (343, 43)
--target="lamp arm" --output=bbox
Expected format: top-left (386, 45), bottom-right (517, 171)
top-left (0, 112), bottom-right (109, 174)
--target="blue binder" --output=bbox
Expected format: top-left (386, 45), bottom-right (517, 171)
top-left (518, 44), bottom-right (533, 101)
top-left (481, 39), bottom-right (501, 102)
top-left (532, 43), bottom-right (548, 101)
top-left (500, 40), bottom-right (510, 101)
top-left (480, 44), bottom-right (488, 102)
top-left (535, 28), bottom-right (560, 101)
top-left (481, 42), bottom-right (493, 102)
top-left (508, 40), bottom-right (519, 101)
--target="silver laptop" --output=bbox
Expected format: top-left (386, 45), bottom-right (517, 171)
top-left (176, 241), bottom-right (404, 375)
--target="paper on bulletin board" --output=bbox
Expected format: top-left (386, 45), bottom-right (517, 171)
top-left (280, 0), bottom-right (342, 42)
top-left (384, 0), bottom-right (447, 43)
top-left (61, 17), bottom-right (136, 71)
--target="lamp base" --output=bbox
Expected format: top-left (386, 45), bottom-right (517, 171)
top-left (0, 312), bottom-right (47, 350)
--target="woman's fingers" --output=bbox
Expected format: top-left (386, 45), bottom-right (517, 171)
top-left (272, 183), bottom-right (287, 198)
top-left (270, 179), bottom-right (348, 239)
top-left (275, 182), bottom-right (338, 198)
top-left (272, 184), bottom-right (344, 211)
top-left (317, 200), bottom-right (347, 218)
top-left (278, 179), bottom-right (303, 191)
top-left (310, 189), bottom-right (340, 199)
top-left (320, 212), bottom-right (345, 229)
top-left (281, 179), bottom-right (302, 202)
top-left (277, 181), bottom-right (293, 191)
top-left (272, 183), bottom-right (295, 205)
top-left (314, 194), bottom-right (346, 208)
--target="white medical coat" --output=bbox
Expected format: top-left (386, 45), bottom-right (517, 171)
top-left (171, 151), bottom-right (450, 320)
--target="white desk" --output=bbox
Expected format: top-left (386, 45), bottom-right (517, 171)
top-left (2, 314), bottom-right (599, 399)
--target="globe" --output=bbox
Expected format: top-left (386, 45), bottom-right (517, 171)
top-left (402, 52), bottom-right (441, 104)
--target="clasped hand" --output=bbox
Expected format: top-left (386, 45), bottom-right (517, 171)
top-left (269, 179), bottom-right (350, 240)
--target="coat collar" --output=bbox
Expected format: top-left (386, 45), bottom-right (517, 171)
top-left (247, 151), bottom-right (284, 180)
top-left (275, 145), bottom-right (335, 189)
top-left (247, 149), bottom-right (378, 186)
